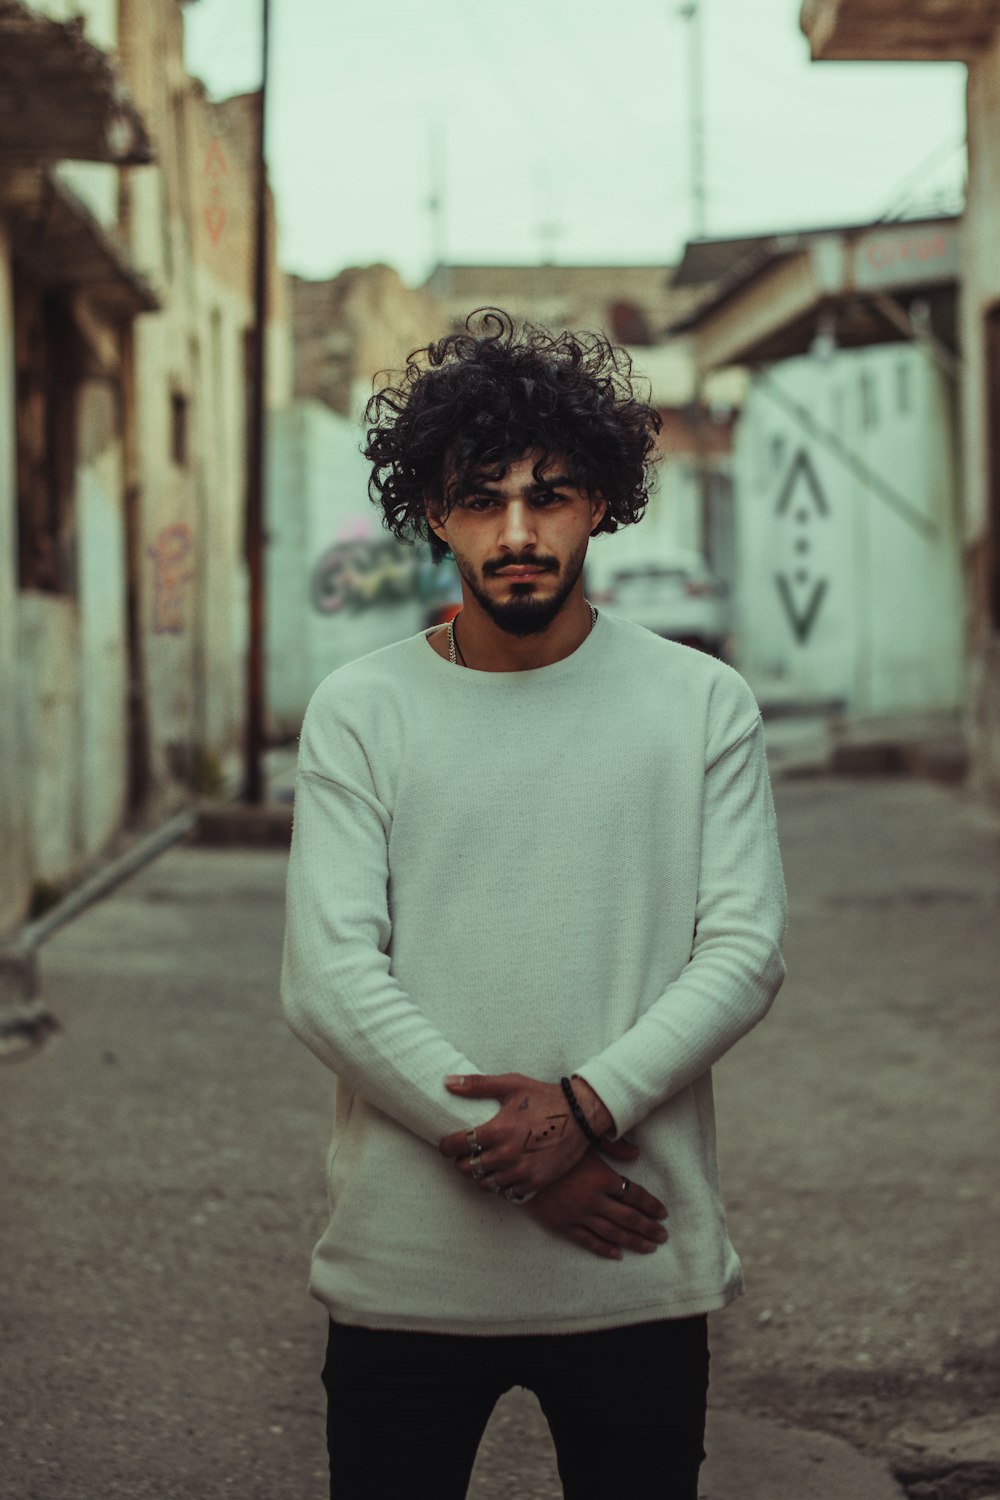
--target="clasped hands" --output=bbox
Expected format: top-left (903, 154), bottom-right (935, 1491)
top-left (438, 1072), bottom-right (669, 1262)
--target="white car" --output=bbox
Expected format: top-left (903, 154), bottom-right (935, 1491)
top-left (593, 553), bottom-right (729, 657)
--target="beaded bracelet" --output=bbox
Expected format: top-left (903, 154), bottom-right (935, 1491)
top-left (560, 1075), bottom-right (604, 1150)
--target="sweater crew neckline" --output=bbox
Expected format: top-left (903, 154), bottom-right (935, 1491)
top-left (417, 609), bottom-right (605, 682)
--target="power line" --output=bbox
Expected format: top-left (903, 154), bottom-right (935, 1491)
top-left (875, 134), bottom-right (967, 223)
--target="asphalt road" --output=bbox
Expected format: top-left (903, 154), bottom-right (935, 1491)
top-left (1, 772), bottom-right (996, 1499)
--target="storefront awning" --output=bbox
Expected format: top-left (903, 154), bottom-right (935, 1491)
top-left (0, 0), bottom-right (151, 166)
top-left (1, 166), bottom-right (159, 320)
top-left (670, 216), bottom-right (961, 374)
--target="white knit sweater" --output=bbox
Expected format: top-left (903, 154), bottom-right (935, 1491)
top-left (281, 611), bottom-right (787, 1335)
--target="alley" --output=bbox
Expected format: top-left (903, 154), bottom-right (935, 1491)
top-left (0, 772), bottom-right (997, 1500)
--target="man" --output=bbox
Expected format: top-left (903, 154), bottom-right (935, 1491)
top-left (281, 310), bottom-right (787, 1499)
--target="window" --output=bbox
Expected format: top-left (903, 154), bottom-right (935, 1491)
top-left (13, 268), bottom-right (80, 594)
top-left (170, 391), bottom-right (188, 466)
top-left (896, 360), bottom-right (912, 415)
top-left (860, 371), bottom-right (878, 429)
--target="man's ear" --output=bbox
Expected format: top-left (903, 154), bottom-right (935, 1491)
top-left (425, 494), bottom-right (449, 545)
top-left (590, 495), bottom-right (609, 533)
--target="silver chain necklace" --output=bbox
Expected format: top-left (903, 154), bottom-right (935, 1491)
top-left (447, 602), bottom-right (598, 667)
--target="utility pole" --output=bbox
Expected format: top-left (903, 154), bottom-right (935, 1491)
top-left (427, 118), bottom-right (450, 296)
top-left (678, 0), bottom-right (707, 240)
top-left (243, 0), bottom-right (270, 804)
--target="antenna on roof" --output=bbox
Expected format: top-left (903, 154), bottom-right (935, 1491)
top-left (427, 117), bottom-right (448, 289)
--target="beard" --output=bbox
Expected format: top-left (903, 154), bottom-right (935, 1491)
top-left (450, 535), bottom-right (590, 638)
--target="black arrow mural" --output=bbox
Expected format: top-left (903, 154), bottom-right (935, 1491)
top-left (775, 448), bottom-right (829, 519)
top-left (775, 574), bottom-right (829, 644)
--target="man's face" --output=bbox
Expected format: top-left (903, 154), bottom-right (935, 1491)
top-left (426, 451), bottom-right (608, 638)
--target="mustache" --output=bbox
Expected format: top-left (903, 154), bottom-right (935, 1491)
top-left (486, 559), bottom-right (556, 574)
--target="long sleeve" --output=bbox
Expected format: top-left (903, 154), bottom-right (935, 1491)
top-left (574, 712), bottom-right (787, 1137)
top-left (280, 619), bottom-right (788, 1333)
top-left (281, 753), bottom-right (488, 1148)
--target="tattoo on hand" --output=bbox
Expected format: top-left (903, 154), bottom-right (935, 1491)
top-left (517, 1097), bottom-right (530, 1112)
top-left (522, 1114), bottom-right (569, 1153)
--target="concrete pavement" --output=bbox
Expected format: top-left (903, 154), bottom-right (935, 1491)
top-left (4, 769), bottom-right (996, 1498)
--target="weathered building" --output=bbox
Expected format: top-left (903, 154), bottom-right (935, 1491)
top-left (424, 262), bottom-right (699, 346)
top-left (292, 264), bottom-right (442, 422)
top-left (672, 216), bottom-right (965, 718)
top-left (0, 0), bottom-right (289, 933)
top-left (800, 0), bottom-right (1000, 791)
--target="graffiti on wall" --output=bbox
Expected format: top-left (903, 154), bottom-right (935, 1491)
top-left (773, 448), bottom-right (829, 645)
top-left (203, 136), bottom-right (228, 246)
top-left (149, 523), bottom-right (194, 634)
top-left (310, 519), bottom-right (457, 617)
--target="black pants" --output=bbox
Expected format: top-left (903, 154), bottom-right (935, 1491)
top-left (322, 1315), bottom-right (710, 1500)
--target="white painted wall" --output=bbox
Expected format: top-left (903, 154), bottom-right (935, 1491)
top-left (266, 401), bottom-right (460, 734)
top-left (6, 376), bottom-right (129, 917)
top-left (586, 456), bottom-right (711, 589)
top-left (586, 343), bottom-right (741, 596)
top-left (16, 596), bottom-right (82, 881)
top-left (55, 163), bottom-right (119, 230)
top-left (76, 380), bottom-right (128, 855)
top-left (732, 342), bottom-right (965, 717)
top-left (963, 32), bottom-right (1000, 791)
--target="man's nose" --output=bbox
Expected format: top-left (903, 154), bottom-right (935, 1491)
top-left (497, 501), bottom-right (537, 549)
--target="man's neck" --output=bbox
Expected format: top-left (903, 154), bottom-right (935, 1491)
top-left (435, 594), bottom-right (594, 672)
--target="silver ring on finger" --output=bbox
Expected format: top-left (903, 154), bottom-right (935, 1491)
top-left (470, 1157), bottom-right (487, 1180)
top-left (466, 1128), bottom-right (479, 1150)
top-left (612, 1177), bottom-right (629, 1201)
top-left (484, 1174), bottom-right (501, 1192)
top-left (503, 1186), bottom-right (523, 1203)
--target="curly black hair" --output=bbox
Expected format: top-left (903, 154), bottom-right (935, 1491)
top-left (363, 308), bottom-right (662, 565)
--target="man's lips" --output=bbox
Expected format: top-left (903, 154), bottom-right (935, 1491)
top-left (494, 566), bottom-right (548, 577)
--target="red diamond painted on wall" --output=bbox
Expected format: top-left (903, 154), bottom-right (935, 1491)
top-left (204, 204), bottom-right (227, 244)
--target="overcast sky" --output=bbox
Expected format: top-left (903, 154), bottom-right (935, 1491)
top-left (183, 0), bottom-right (967, 285)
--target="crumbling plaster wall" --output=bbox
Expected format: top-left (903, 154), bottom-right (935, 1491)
top-left (0, 222), bottom-right (30, 931)
top-left (963, 32), bottom-right (1000, 793)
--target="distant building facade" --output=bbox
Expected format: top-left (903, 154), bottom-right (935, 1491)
top-left (424, 262), bottom-right (699, 346)
top-left (292, 264), bottom-right (442, 421)
top-left (801, 0), bottom-right (1000, 792)
top-left (0, 0), bottom-right (290, 933)
top-left (732, 343), bottom-right (963, 715)
top-left (266, 400), bottom-right (458, 739)
top-left (673, 216), bottom-right (965, 720)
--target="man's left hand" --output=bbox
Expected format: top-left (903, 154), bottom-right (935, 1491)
top-left (439, 1073), bottom-right (626, 1197)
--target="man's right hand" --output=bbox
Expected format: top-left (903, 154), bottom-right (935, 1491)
top-left (525, 1149), bottom-right (669, 1260)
